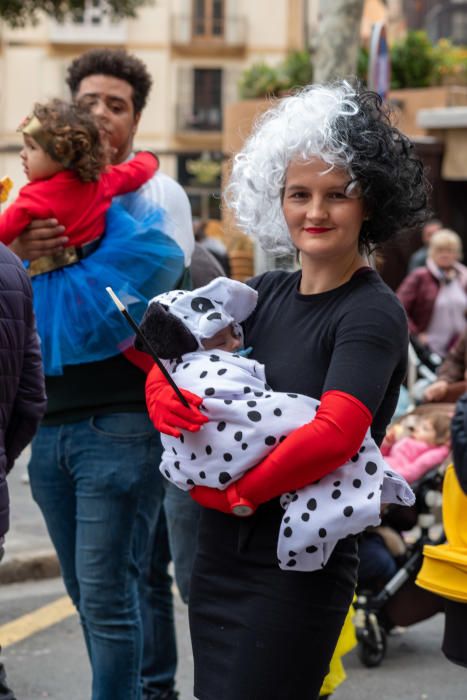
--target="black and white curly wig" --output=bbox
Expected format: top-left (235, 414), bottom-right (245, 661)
top-left (226, 81), bottom-right (429, 255)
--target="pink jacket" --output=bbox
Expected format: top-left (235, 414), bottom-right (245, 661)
top-left (383, 437), bottom-right (449, 484)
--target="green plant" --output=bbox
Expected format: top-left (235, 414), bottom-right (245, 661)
top-left (432, 38), bottom-right (467, 86)
top-left (238, 62), bottom-right (284, 99)
top-left (390, 30), bottom-right (437, 89)
top-left (279, 50), bottom-right (313, 90)
top-left (238, 51), bottom-right (313, 99)
top-left (357, 46), bottom-right (369, 87)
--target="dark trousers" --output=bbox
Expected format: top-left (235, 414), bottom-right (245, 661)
top-left (0, 663), bottom-right (16, 700)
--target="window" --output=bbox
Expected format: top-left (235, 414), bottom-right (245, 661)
top-left (192, 0), bottom-right (225, 38)
top-left (192, 69), bottom-right (222, 130)
top-left (49, 0), bottom-right (126, 44)
top-left (178, 152), bottom-right (222, 220)
top-left (74, 0), bottom-right (107, 24)
top-left (424, 1), bottom-right (467, 45)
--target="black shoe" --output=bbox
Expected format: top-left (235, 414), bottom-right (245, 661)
top-left (143, 690), bottom-right (179, 700)
top-left (0, 663), bottom-right (16, 700)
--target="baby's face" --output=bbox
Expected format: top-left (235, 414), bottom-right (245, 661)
top-left (201, 324), bottom-right (242, 352)
top-left (413, 419), bottom-right (437, 445)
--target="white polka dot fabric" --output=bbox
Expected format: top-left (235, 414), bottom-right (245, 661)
top-left (159, 350), bottom-right (415, 572)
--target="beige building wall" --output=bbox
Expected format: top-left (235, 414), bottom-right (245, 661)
top-left (0, 0), bottom-right (404, 202)
top-left (0, 0), bottom-right (316, 198)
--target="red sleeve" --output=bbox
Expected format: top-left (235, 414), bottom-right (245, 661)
top-left (123, 346), bottom-right (154, 374)
top-left (102, 152), bottom-right (159, 198)
top-left (0, 193), bottom-right (35, 245)
top-left (231, 390), bottom-right (372, 508)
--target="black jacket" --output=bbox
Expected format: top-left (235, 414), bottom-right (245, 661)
top-left (0, 244), bottom-right (46, 537)
top-left (450, 393), bottom-right (467, 494)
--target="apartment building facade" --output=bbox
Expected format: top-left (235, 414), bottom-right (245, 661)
top-left (0, 0), bottom-right (325, 219)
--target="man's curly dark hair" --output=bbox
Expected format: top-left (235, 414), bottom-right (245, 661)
top-left (66, 49), bottom-right (152, 114)
top-left (31, 99), bottom-right (106, 182)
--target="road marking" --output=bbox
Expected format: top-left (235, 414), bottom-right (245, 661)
top-left (0, 595), bottom-right (76, 648)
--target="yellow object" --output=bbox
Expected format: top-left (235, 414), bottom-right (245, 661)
top-left (416, 464), bottom-right (467, 602)
top-left (319, 602), bottom-right (357, 697)
top-left (0, 176), bottom-right (13, 203)
top-left (0, 595), bottom-right (75, 649)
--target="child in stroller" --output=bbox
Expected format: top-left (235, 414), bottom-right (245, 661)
top-left (381, 412), bottom-right (451, 483)
top-left (355, 406), bottom-right (451, 667)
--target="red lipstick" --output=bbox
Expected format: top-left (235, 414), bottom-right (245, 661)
top-left (304, 227), bottom-right (331, 234)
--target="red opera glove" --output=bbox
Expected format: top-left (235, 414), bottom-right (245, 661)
top-left (145, 363), bottom-right (208, 437)
top-left (190, 482), bottom-right (255, 517)
top-left (123, 346), bottom-right (155, 374)
top-left (221, 390), bottom-right (372, 512)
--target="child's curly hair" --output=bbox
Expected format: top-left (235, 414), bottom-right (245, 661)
top-left (31, 99), bottom-right (106, 182)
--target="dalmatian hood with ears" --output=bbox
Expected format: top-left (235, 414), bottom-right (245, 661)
top-left (136, 277), bottom-right (258, 359)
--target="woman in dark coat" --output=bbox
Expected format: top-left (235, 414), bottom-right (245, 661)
top-left (0, 242), bottom-right (46, 698)
top-left (0, 242), bottom-right (46, 540)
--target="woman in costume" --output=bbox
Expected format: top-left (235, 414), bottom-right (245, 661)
top-left (145, 81), bottom-right (429, 699)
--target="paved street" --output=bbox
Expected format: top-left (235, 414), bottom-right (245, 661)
top-left (1, 576), bottom-right (466, 700)
top-left (1, 451), bottom-right (466, 699)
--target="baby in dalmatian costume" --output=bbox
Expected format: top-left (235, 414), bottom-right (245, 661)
top-left (138, 277), bottom-right (415, 571)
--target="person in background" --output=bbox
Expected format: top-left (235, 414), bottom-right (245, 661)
top-left (190, 238), bottom-right (225, 288)
top-left (193, 218), bottom-right (231, 277)
top-left (423, 328), bottom-right (467, 404)
top-left (381, 412), bottom-right (451, 483)
top-left (10, 49), bottom-right (194, 700)
top-left (407, 218), bottom-right (443, 273)
top-left (0, 243), bottom-right (47, 699)
top-left (145, 81), bottom-right (427, 699)
top-left (397, 229), bottom-right (467, 359)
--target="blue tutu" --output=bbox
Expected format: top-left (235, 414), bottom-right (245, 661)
top-left (31, 203), bottom-right (186, 375)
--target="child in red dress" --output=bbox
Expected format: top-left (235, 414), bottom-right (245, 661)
top-left (0, 99), bottom-right (184, 374)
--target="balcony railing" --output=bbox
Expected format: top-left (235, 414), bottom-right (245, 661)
top-left (171, 15), bottom-right (246, 51)
top-left (49, 18), bottom-right (127, 44)
top-left (176, 105), bottom-right (223, 133)
top-left (49, 0), bottom-right (126, 45)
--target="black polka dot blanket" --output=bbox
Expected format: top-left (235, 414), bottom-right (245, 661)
top-left (159, 350), bottom-right (415, 571)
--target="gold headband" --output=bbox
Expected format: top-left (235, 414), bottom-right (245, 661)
top-left (18, 114), bottom-right (55, 154)
top-left (18, 114), bottom-right (72, 168)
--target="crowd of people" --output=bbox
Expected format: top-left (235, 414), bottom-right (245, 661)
top-left (0, 47), bottom-right (466, 700)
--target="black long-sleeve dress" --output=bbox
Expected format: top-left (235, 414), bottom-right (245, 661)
top-left (189, 268), bottom-right (408, 700)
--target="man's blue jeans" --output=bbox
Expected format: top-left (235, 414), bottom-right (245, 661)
top-left (164, 482), bottom-right (200, 604)
top-left (28, 413), bottom-right (175, 700)
top-left (140, 477), bottom-right (200, 699)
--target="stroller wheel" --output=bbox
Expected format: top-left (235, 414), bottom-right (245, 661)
top-left (357, 625), bottom-right (387, 668)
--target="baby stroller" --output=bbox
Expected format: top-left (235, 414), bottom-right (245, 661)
top-left (354, 462), bottom-right (446, 667)
top-left (404, 335), bottom-right (443, 408)
top-left (353, 335), bottom-right (452, 667)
